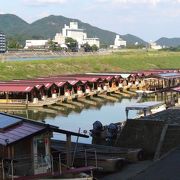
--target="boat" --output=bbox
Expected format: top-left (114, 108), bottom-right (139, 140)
top-left (125, 101), bottom-right (166, 118)
top-left (51, 140), bottom-right (144, 173)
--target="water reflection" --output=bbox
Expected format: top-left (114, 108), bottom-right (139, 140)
top-left (1, 97), bottom-right (139, 143)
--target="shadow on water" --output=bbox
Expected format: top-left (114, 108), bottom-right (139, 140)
top-left (0, 96), bottom-right (138, 143)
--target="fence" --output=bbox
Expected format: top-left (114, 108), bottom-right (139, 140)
top-left (0, 149), bottom-right (98, 180)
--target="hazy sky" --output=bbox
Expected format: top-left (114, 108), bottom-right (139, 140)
top-left (0, 0), bottom-right (180, 41)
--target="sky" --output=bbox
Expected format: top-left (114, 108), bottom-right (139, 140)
top-left (0, 0), bottom-right (180, 41)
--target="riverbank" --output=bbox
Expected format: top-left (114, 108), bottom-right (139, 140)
top-left (1, 50), bottom-right (111, 61)
top-left (0, 51), bottom-right (180, 80)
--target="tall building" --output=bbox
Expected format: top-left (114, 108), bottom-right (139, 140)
top-left (54, 33), bottom-right (65, 45)
top-left (110, 35), bottom-right (126, 49)
top-left (24, 22), bottom-right (100, 50)
top-left (0, 32), bottom-right (6, 53)
top-left (54, 22), bottom-right (100, 48)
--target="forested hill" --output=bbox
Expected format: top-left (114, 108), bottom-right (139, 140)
top-left (0, 14), bottom-right (147, 46)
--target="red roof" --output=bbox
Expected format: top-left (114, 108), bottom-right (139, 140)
top-left (0, 113), bottom-right (47, 146)
top-left (44, 83), bottom-right (54, 88)
top-left (55, 81), bottom-right (67, 87)
top-left (34, 84), bottom-right (44, 90)
top-left (0, 83), bottom-right (44, 90)
top-left (68, 80), bottom-right (81, 86)
top-left (0, 85), bottom-right (35, 92)
top-left (38, 75), bottom-right (103, 82)
top-left (12, 81), bottom-right (56, 89)
top-left (59, 76), bottom-right (101, 82)
top-left (172, 87), bottom-right (180, 92)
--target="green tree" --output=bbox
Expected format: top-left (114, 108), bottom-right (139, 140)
top-left (65, 37), bottom-right (78, 52)
top-left (91, 44), bottom-right (98, 52)
top-left (84, 43), bottom-right (92, 52)
top-left (7, 38), bottom-right (21, 49)
top-left (48, 40), bottom-right (56, 51)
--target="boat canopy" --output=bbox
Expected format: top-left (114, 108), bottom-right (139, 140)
top-left (172, 86), bottom-right (180, 92)
top-left (158, 73), bottom-right (180, 79)
top-left (125, 101), bottom-right (165, 119)
top-left (0, 85), bottom-right (36, 93)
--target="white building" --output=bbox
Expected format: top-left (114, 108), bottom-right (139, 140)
top-left (83, 38), bottom-right (100, 47)
top-left (54, 22), bottom-right (100, 48)
top-left (150, 42), bottom-right (162, 50)
top-left (62, 22), bottom-right (85, 46)
top-left (25, 22), bottom-right (100, 50)
top-left (24, 40), bottom-right (48, 49)
top-left (110, 35), bottom-right (126, 49)
top-left (54, 33), bottom-right (65, 45)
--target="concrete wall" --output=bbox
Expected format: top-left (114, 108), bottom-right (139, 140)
top-left (160, 125), bottom-right (180, 156)
top-left (116, 120), bottom-right (165, 155)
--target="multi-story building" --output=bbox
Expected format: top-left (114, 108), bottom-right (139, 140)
top-left (110, 35), bottom-right (126, 49)
top-left (0, 32), bottom-right (6, 53)
top-left (83, 38), bottom-right (100, 47)
top-left (54, 22), bottom-right (100, 48)
top-left (24, 22), bottom-right (100, 50)
top-left (54, 33), bottom-right (66, 45)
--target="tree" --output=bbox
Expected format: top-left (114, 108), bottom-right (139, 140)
top-left (83, 43), bottom-right (92, 52)
top-left (7, 38), bottom-right (21, 49)
top-left (48, 40), bottom-right (56, 51)
top-left (65, 37), bottom-right (78, 52)
top-left (91, 44), bottom-right (98, 52)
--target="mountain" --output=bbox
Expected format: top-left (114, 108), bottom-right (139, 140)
top-left (156, 37), bottom-right (180, 47)
top-left (121, 34), bottom-right (147, 46)
top-left (0, 14), bottom-right (147, 46)
top-left (0, 14), bottom-right (29, 36)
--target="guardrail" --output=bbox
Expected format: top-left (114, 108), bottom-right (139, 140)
top-left (0, 149), bottom-right (98, 180)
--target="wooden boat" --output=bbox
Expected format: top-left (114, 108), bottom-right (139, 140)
top-left (51, 140), bottom-right (144, 173)
top-left (13, 166), bottom-right (95, 180)
top-left (74, 156), bottom-right (126, 172)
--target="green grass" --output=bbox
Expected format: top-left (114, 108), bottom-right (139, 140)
top-left (0, 51), bottom-right (180, 81)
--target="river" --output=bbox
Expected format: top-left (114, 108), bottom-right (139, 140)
top-left (3, 97), bottom-right (139, 143)
top-left (5, 56), bottom-right (65, 62)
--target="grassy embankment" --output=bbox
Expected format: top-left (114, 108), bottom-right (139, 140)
top-left (0, 51), bottom-right (180, 81)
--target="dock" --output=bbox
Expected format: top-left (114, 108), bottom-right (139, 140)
top-left (0, 70), bottom-right (178, 109)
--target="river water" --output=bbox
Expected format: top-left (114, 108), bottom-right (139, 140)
top-left (3, 97), bottom-right (139, 143)
top-left (50, 98), bottom-right (138, 143)
top-left (5, 56), bottom-right (65, 62)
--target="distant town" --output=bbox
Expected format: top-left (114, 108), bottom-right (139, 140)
top-left (0, 20), bottom-right (175, 54)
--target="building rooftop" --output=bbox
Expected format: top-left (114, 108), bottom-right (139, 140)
top-left (140, 106), bottom-right (180, 124)
top-left (172, 86), bottom-right (180, 92)
top-left (0, 85), bottom-right (36, 92)
top-left (0, 112), bottom-right (89, 146)
top-left (0, 113), bottom-right (47, 146)
top-left (126, 101), bottom-right (165, 111)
